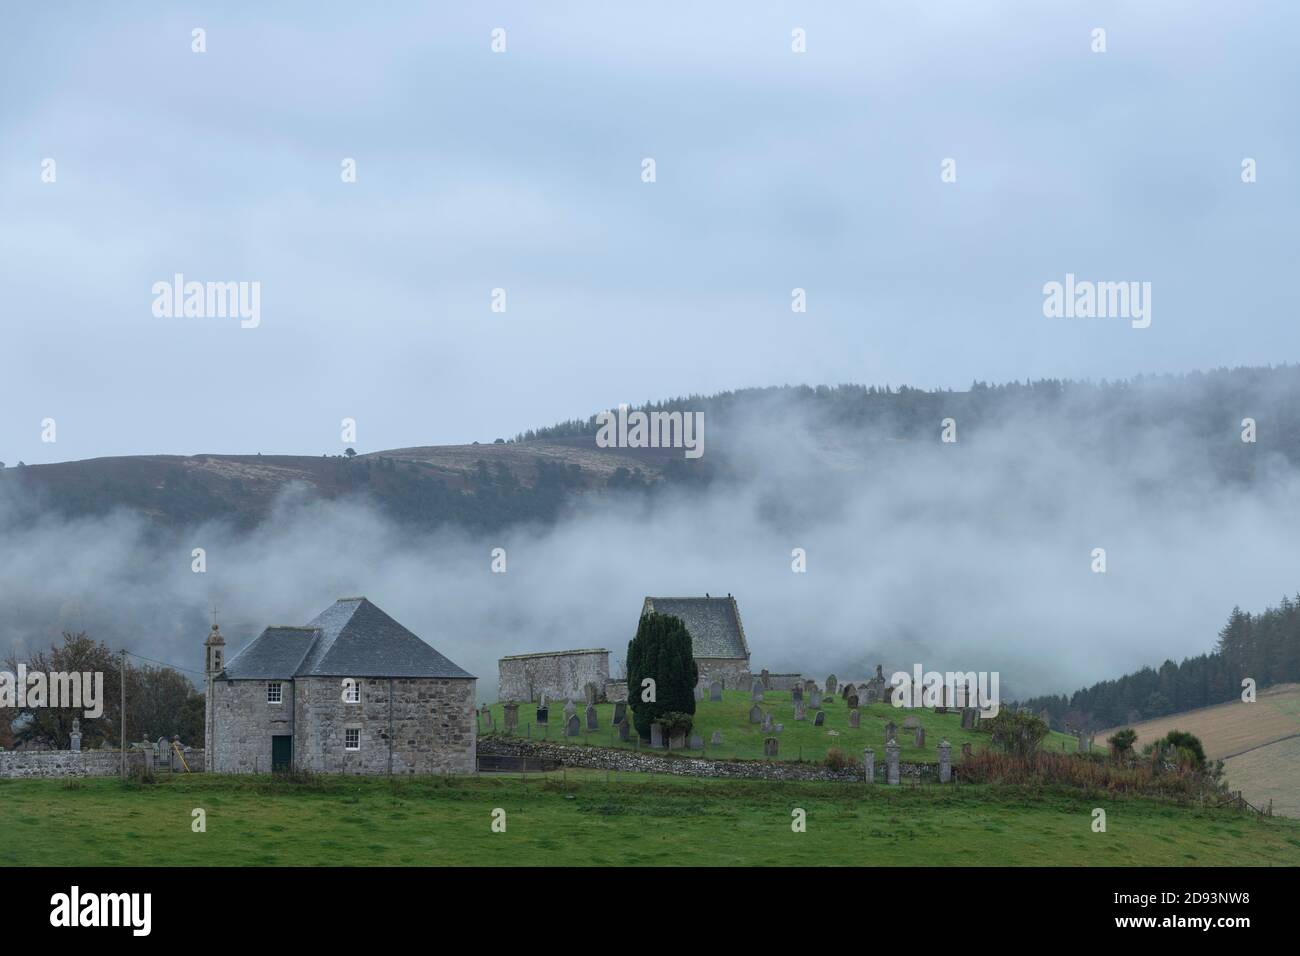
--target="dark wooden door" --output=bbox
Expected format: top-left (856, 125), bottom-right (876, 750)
top-left (271, 735), bottom-right (293, 772)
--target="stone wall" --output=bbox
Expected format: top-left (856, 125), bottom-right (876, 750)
top-left (497, 649), bottom-right (610, 703)
top-left (762, 673), bottom-right (804, 691)
top-left (294, 676), bottom-right (476, 775)
top-left (210, 675), bottom-right (476, 775)
top-left (603, 679), bottom-right (628, 702)
top-left (0, 749), bottom-right (206, 778)
top-left (479, 738), bottom-right (938, 783)
top-left (695, 657), bottom-right (750, 689)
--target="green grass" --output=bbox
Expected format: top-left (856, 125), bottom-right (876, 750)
top-left (2, 772), bottom-right (1297, 866)
top-left (484, 690), bottom-right (1092, 764)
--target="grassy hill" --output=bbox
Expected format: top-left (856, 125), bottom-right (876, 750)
top-left (3, 772), bottom-right (1296, 867)
top-left (484, 690), bottom-right (1094, 765)
top-left (1100, 684), bottom-right (1300, 818)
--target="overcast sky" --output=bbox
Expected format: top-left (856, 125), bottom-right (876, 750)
top-left (3, 1), bottom-right (1297, 465)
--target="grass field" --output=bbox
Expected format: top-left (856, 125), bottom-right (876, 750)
top-left (1099, 684), bottom-right (1300, 819)
top-left (482, 690), bottom-right (1092, 764)
top-left (3, 772), bottom-right (1297, 867)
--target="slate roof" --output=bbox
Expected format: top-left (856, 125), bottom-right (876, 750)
top-left (641, 596), bottom-right (750, 660)
top-left (220, 598), bottom-right (474, 680)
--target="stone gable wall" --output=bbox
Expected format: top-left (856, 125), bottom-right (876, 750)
top-left (498, 650), bottom-right (609, 703)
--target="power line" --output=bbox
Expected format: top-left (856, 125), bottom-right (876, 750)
top-left (121, 648), bottom-right (206, 676)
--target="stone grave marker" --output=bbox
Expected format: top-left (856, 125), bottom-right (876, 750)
top-left (863, 747), bottom-right (875, 783)
top-left (938, 740), bottom-right (952, 783)
top-left (710, 731), bottom-right (723, 745)
top-left (537, 705), bottom-right (549, 725)
top-left (613, 701), bottom-right (626, 724)
top-left (689, 733), bottom-right (703, 751)
top-left (763, 737), bottom-right (779, 757)
top-left (503, 702), bottom-right (519, 732)
top-left (650, 722), bottom-right (664, 748)
top-left (814, 711), bottom-right (825, 726)
top-left (849, 709), bottom-right (861, 729)
top-left (749, 704), bottom-right (763, 723)
top-left (886, 739), bottom-right (901, 785)
top-left (751, 682), bottom-right (764, 702)
top-left (669, 728), bottom-right (686, 750)
top-left (794, 701), bottom-right (806, 721)
top-left (563, 699), bottom-right (577, 720)
top-left (810, 690), bottom-right (822, 710)
top-left (565, 714), bottom-right (580, 737)
top-left (826, 674), bottom-right (838, 695)
top-left (761, 712), bottom-right (773, 732)
top-left (884, 721), bottom-right (897, 743)
top-left (914, 727), bottom-right (925, 748)
top-left (902, 715), bottom-right (919, 731)
top-left (586, 704), bottom-right (599, 731)
top-left (792, 684), bottom-right (804, 703)
top-left (709, 680), bottom-right (723, 702)
top-left (617, 718), bottom-right (630, 742)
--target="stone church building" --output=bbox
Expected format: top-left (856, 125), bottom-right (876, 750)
top-left (641, 594), bottom-right (751, 688)
top-left (204, 597), bottom-right (476, 774)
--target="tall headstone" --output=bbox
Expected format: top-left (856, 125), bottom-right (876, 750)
top-left (586, 704), bottom-right (599, 731)
top-left (825, 675), bottom-right (838, 695)
top-left (503, 702), bottom-right (519, 732)
top-left (884, 721), bottom-right (897, 743)
top-left (751, 682), bottom-right (764, 702)
top-left (709, 680), bottom-right (723, 702)
top-left (794, 701), bottom-right (806, 721)
top-left (760, 668), bottom-right (770, 689)
top-left (842, 683), bottom-right (856, 701)
top-left (803, 679), bottom-right (817, 697)
top-left (763, 737), bottom-right (779, 758)
top-left (863, 747), bottom-right (875, 783)
top-left (613, 701), bottom-right (627, 724)
top-left (617, 718), bottom-right (630, 742)
top-left (749, 704), bottom-right (763, 724)
top-left (650, 722), bottom-right (664, 748)
top-left (480, 705), bottom-right (493, 731)
top-left (710, 731), bottom-right (723, 745)
top-left (689, 733), bottom-right (703, 751)
top-left (810, 690), bottom-right (822, 710)
top-left (849, 709), bottom-right (860, 729)
top-left (792, 684), bottom-right (804, 703)
top-left (960, 708), bottom-right (973, 729)
top-left (563, 699), bottom-right (577, 720)
top-left (565, 714), bottom-right (580, 737)
top-left (584, 682), bottom-right (599, 706)
top-left (886, 739), bottom-right (900, 785)
top-left (847, 695), bottom-right (859, 708)
top-left (813, 711), bottom-right (826, 726)
top-left (761, 712), bottom-right (773, 732)
top-left (938, 739), bottom-right (952, 783)
top-left (69, 718), bottom-right (82, 753)
top-left (536, 705), bottom-right (549, 725)
top-left (914, 727), bottom-right (925, 748)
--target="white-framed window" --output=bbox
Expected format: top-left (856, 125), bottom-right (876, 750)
top-left (267, 681), bottom-right (282, 704)
top-left (344, 728), bottom-right (360, 751)
top-left (344, 679), bottom-right (361, 704)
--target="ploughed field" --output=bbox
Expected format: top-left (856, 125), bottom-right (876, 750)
top-left (482, 690), bottom-right (1094, 764)
top-left (2, 772), bottom-right (1296, 867)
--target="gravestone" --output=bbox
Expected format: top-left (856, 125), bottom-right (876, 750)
top-left (865, 686), bottom-right (879, 704)
top-left (695, 684), bottom-right (705, 702)
top-left (886, 739), bottom-right (901, 785)
top-left (710, 731), bottom-right (723, 745)
top-left (884, 721), bottom-right (897, 743)
top-left (763, 737), bottom-right (779, 758)
top-left (760, 668), bottom-right (770, 688)
top-left (617, 718), bottom-right (630, 742)
top-left (794, 701), bottom-right (806, 721)
top-left (792, 685), bottom-right (804, 703)
top-left (689, 734), bottom-right (703, 751)
top-left (938, 739), bottom-right (952, 783)
top-left (613, 701), bottom-right (626, 724)
top-left (825, 675), bottom-right (838, 695)
top-left (847, 694), bottom-right (859, 708)
top-left (761, 712), bottom-right (773, 732)
top-left (143, 748), bottom-right (154, 771)
top-left (914, 727), bottom-right (925, 748)
top-left (503, 702), bottom-right (519, 732)
top-left (749, 704), bottom-right (763, 724)
top-left (586, 704), bottom-right (598, 731)
top-left (849, 709), bottom-right (860, 729)
top-left (480, 705), bottom-right (493, 731)
top-left (650, 722), bottom-right (664, 748)
top-left (565, 715), bottom-right (580, 737)
top-left (842, 683), bottom-right (856, 701)
top-left (863, 747), bottom-right (875, 783)
top-left (959, 708), bottom-right (972, 729)
top-left (669, 729), bottom-right (686, 750)
top-left (751, 682), bottom-right (764, 702)
top-left (69, 718), bottom-right (82, 753)
top-left (902, 716), bottom-right (919, 731)
top-left (810, 690), bottom-right (822, 710)
top-left (814, 711), bottom-right (825, 726)
top-left (709, 681), bottom-right (723, 702)
top-left (1077, 733), bottom-right (1089, 754)
top-left (563, 699), bottom-right (577, 720)
top-left (936, 684), bottom-right (949, 714)
top-left (960, 742), bottom-right (972, 760)
top-left (774, 723), bottom-right (784, 733)
top-left (584, 682), bottom-right (599, 706)
top-left (536, 706), bottom-right (549, 725)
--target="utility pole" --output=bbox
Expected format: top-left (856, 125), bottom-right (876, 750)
top-left (120, 648), bottom-right (127, 779)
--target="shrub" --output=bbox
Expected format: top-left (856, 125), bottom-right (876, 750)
top-left (1108, 727), bottom-right (1137, 758)
top-left (824, 747), bottom-right (850, 771)
top-left (984, 710), bottom-right (1049, 755)
top-left (626, 612), bottom-right (699, 740)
